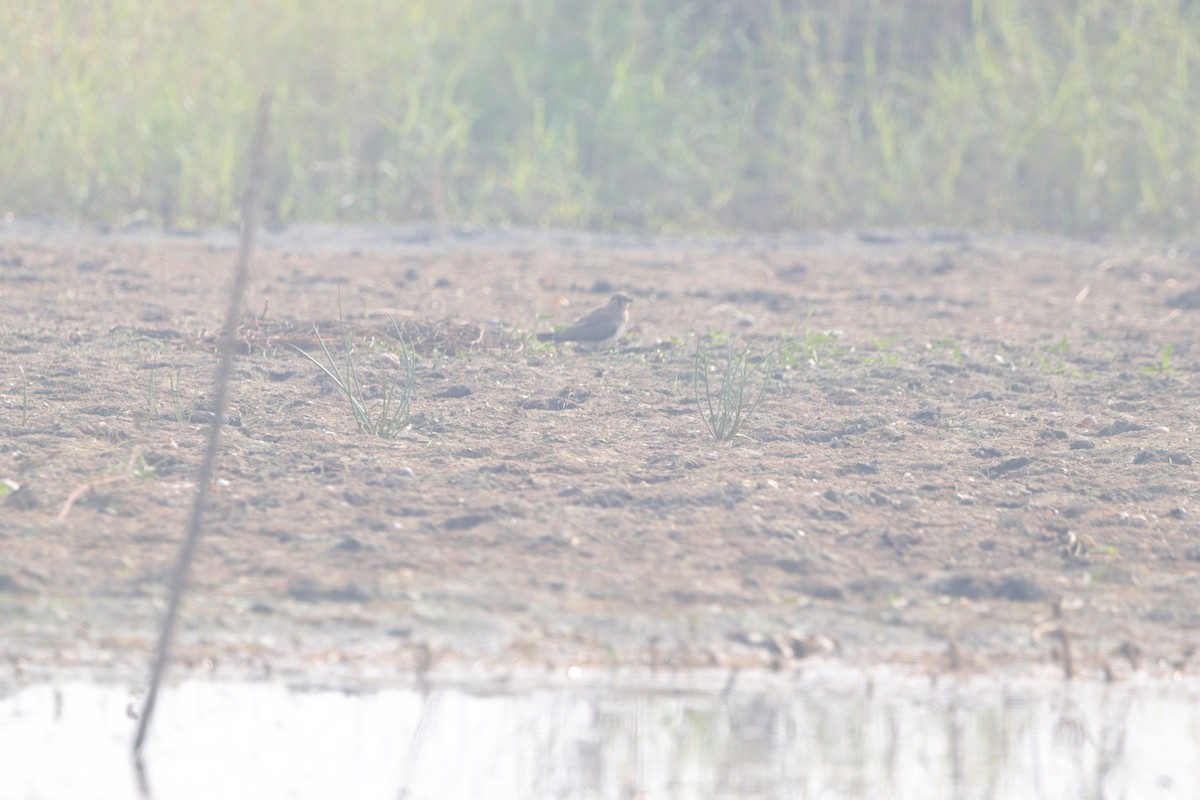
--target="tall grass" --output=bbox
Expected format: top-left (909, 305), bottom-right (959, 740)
top-left (2, 0), bottom-right (1197, 234)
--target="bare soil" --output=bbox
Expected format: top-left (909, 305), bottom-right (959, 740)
top-left (1, 223), bottom-right (1198, 681)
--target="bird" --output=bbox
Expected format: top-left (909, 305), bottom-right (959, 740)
top-left (537, 293), bottom-right (633, 350)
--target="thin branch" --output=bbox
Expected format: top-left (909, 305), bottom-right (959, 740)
top-left (133, 93), bottom-right (273, 755)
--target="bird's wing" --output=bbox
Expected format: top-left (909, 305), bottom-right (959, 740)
top-left (560, 307), bottom-right (618, 340)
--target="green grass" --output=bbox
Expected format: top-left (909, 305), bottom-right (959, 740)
top-left (1141, 343), bottom-right (1176, 377)
top-left (1031, 335), bottom-right (1086, 377)
top-left (3, 1), bottom-right (1199, 234)
top-left (781, 329), bottom-right (846, 369)
top-left (929, 338), bottom-right (966, 362)
top-left (292, 304), bottom-right (416, 438)
top-left (168, 368), bottom-right (188, 424)
top-left (693, 337), bottom-right (783, 442)
top-left (862, 336), bottom-right (901, 368)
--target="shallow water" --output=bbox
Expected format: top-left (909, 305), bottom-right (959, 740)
top-left (3, 668), bottom-right (1196, 799)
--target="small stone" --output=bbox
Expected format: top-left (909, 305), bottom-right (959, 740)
top-left (334, 536), bottom-right (366, 552)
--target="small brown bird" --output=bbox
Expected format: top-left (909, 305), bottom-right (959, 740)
top-left (537, 293), bottom-right (633, 350)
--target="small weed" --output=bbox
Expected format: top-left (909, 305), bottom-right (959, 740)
top-left (520, 318), bottom-right (560, 353)
top-left (169, 368), bottom-right (186, 423)
top-left (130, 453), bottom-right (158, 480)
top-left (292, 298), bottom-right (415, 438)
top-left (787, 330), bottom-right (843, 368)
top-left (1031, 335), bottom-right (1082, 376)
top-left (1046, 335), bottom-right (1070, 357)
top-left (776, 310), bottom-right (845, 368)
top-left (1141, 344), bottom-right (1175, 377)
top-left (863, 336), bottom-right (901, 367)
top-left (705, 328), bottom-right (732, 347)
top-left (930, 338), bottom-right (965, 361)
top-left (499, 316), bottom-right (558, 354)
top-left (693, 337), bottom-right (784, 442)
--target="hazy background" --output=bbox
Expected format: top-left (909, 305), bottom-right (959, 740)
top-left (3, 0), bottom-right (1195, 235)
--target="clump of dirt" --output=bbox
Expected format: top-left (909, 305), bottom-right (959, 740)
top-left (1, 225), bottom-right (1197, 681)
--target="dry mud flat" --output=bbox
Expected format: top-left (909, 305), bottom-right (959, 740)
top-left (0, 223), bottom-right (1197, 681)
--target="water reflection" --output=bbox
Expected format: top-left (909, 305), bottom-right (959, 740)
top-left (1, 669), bottom-right (1194, 799)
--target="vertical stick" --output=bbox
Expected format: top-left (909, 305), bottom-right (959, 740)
top-left (133, 93), bottom-right (273, 754)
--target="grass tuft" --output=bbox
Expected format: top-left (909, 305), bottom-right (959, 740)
top-left (693, 337), bottom-right (784, 442)
top-left (292, 299), bottom-right (415, 438)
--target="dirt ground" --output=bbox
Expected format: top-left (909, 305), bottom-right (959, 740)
top-left (1, 222), bottom-right (1197, 682)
